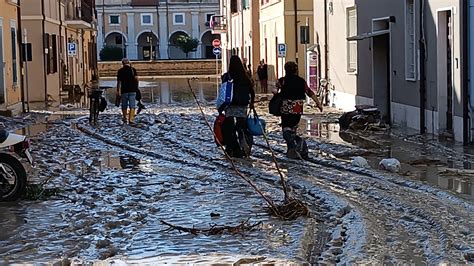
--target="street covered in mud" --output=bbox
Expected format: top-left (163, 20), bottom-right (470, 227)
top-left (0, 79), bottom-right (473, 264)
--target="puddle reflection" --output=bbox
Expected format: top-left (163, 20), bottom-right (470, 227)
top-left (301, 116), bottom-right (474, 200)
top-left (100, 78), bottom-right (218, 105)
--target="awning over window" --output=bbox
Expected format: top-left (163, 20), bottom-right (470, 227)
top-left (347, 29), bottom-right (390, 41)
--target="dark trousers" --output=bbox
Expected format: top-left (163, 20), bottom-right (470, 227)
top-left (281, 114), bottom-right (302, 150)
top-left (136, 89), bottom-right (142, 101)
top-left (222, 117), bottom-right (249, 157)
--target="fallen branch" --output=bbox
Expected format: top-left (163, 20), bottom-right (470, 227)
top-left (160, 219), bottom-right (262, 235)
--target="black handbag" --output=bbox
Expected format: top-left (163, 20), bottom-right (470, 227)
top-left (269, 93), bottom-right (283, 116)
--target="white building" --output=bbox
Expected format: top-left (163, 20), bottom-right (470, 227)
top-left (97, 0), bottom-right (220, 60)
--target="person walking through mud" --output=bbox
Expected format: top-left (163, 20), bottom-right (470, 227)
top-left (220, 56), bottom-right (255, 158)
top-left (273, 61), bottom-right (322, 159)
top-left (257, 59), bottom-right (268, 93)
top-left (116, 58), bottom-right (138, 124)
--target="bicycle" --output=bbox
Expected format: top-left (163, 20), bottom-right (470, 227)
top-left (88, 87), bottom-right (104, 125)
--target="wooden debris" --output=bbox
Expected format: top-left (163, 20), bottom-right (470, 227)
top-left (160, 218), bottom-right (262, 236)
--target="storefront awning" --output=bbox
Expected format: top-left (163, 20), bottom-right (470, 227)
top-left (347, 29), bottom-right (390, 41)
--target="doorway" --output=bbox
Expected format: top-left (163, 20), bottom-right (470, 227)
top-left (0, 21), bottom-right (5, 106)
top-left (372, 33), bottom-right (391, 124)
top-left (437, 10), bottom-right (453, 134)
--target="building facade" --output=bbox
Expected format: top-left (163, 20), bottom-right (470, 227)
top-left (0, 0), bottom-right (22, 115)
top-left (21, 0), bottom-right (98, 104)
top-left (220, 0), bottom-right (260, 84)
top-left (97, 0), bottom-right (220, 60)
top-left (220, 0), bottom-right (313, 89)
top-left (313, 0), bottom-right (470, 143)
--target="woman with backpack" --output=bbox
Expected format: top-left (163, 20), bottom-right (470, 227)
top-left (273, 61), bottom-right (322, 159)
top-left (220, 56), bottom-right (255, 158)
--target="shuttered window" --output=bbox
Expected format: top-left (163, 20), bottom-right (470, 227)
top-left (405, 0), bottom-right (416, 80)
top-left (347, 6), bottom-right (357, 73)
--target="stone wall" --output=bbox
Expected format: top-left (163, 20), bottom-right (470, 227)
top-left (98, 60), bottom-right (222, 77)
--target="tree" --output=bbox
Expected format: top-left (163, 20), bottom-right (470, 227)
top-left (175, 35), bottom-right (199, 58)
top-left (99, 46), bottom-right (124, 61)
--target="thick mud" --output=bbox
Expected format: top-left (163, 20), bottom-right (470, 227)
top-left (0, 86), bottom-right (473, 263)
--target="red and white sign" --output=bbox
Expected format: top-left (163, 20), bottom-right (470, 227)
top-left (212, 39), bottom-right (221, 48)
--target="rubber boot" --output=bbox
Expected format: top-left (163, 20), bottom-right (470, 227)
top-left (122, 109), bottom-right (128, 124)
top-left (129, 108), bottom-right (136, 124)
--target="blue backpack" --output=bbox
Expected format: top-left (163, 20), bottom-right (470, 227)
top-left (216, 79), bottom-right (234, 109)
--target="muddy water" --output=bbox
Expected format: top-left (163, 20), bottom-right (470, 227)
top-left (299, 117), bottom-right (474, 201)
top-left (100, 77), bottom-right (219, 105)
top-left (0, 80), bottom-right (473, 263)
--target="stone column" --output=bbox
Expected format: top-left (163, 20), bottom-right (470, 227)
top-left (97, 12), bottom-right (104, 56)
top-left (126, 12), bottom-right (138, 60)
top-left (159, 11), bottom-right (168, 59)
top-left (191, 11), bottom-right (200, 58)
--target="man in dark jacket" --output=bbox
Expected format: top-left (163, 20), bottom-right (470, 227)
top-left (116, 58), bottom-right (138, 124)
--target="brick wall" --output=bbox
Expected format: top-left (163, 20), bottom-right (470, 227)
top-left (98, 60), bottom-right (222, 77)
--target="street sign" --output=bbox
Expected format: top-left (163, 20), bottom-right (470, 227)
top-left (212, 39), bottom-right (221, 48)
top-left (68, 42), bottom-right (77, 56)
top-left (278, 43), bottom-right (286, 58)
top-left (213, 47), bottom-right (221, 56)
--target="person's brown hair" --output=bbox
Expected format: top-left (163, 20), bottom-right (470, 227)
top-left (228, 55), bottom-right (252, 84)
top-left (284, 61), bottom-right (298, 75)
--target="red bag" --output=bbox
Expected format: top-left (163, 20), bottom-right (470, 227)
top-left (213, 114), bottom-right (226, 146)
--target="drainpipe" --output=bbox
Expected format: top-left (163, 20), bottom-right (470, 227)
top-left (166, 0), bottom-right (170, 59)
top-left (17, 0), bottom-right (26, 112)
top-left (156, 0), bottom-right (160, 59)
top-left (293, 0), bottom-right (298, 63)
top-left (323, 0), bottom-right (329, 104)
top-left (467, 0), bottom-right (474, 144)
top-left (41, 0), bottom-right (48, 105)
top-left (419, 0), bottom-right (426, 134)
top-left (59, 0), bottom-right (63, 93)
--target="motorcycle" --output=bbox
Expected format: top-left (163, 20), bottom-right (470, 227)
top-left (0, 128), bottom-right (33, 201)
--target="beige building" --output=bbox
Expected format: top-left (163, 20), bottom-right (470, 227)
top-left (97, 0), bottom-right (220, 60)
top-left (220, 0), bottom-right (313, 88)
top-left (21, 0), bottom-right (98, 105)
top-left (220, 0), bottom-right (260, 82)
top-left (0, 0), bottom-right (22, 115)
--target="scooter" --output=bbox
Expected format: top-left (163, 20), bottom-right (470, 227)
top-left (0, 128), bottom-right (33, 201)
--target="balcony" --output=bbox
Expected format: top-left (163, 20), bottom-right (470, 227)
top-left (131, 0), bottom-right (158, 6)
top-left (65, 0), bottom-right (96, 30)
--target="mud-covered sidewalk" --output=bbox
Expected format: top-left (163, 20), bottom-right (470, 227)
top-left (0, 101), bottom-right (473, 264)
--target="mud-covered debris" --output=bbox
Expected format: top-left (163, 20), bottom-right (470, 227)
top-left (210, 212), bottom-right (221, 218)
top-left (351, 156), bottom-right (369, 168)
top-left (379, 158), bottom-right (401, 173)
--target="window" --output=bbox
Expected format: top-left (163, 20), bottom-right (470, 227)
top-left (206, 14), bottom-right (213, 23)
top-left (115, 35), bottom-right (123, 45)
top-left (346, 6), bottom-right (357, 73)
top-left (109, 15), bottom-right (120, 25)
top-left (51, 35), bottom-right (58, 73)
top-left (231, 0), bottom-right (238, 13)
top-left (141, 14), bottom-right (153, 26)
top-left (405, 0), bottom-right (416, 80)
top-left (173, 13), bottom-right (185, 25)
top-left (242, 0), bottom-right (249, 9)
top-left (10, 27), bottom-right (17, 85)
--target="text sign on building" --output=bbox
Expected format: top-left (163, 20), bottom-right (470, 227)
top-left (213, 47), bottom-right (221, 56)
top-left (278, 43), bottom-right (286, 58)
top-left (68, 42), bottom-right (77, 57)
top-left (212, 39), bottom-right (221, 48)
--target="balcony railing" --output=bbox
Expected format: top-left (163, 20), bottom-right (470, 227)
top-left (65, 0), bottom-right (96, 28)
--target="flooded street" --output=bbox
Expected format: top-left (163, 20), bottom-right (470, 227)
top-left (0, 78), bottom-right (473, 264)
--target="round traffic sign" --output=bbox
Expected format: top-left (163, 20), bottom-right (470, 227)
top-left (212, 39), bottom-right (221, 48)
top-left (213, 47), bottom-right (221, 56)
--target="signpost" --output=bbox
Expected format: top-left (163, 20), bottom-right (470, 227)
top-left (213, 47), bottom-right (221, 91)
top-left (278, 43), bottom-right (286, 77)
top-left (68, 42), bottom-right (77, 57)
top-left (212, 39), bottom-right (221, 48)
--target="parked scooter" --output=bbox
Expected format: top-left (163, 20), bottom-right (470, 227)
top-left (0, 128), bottom-right (33, 201)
